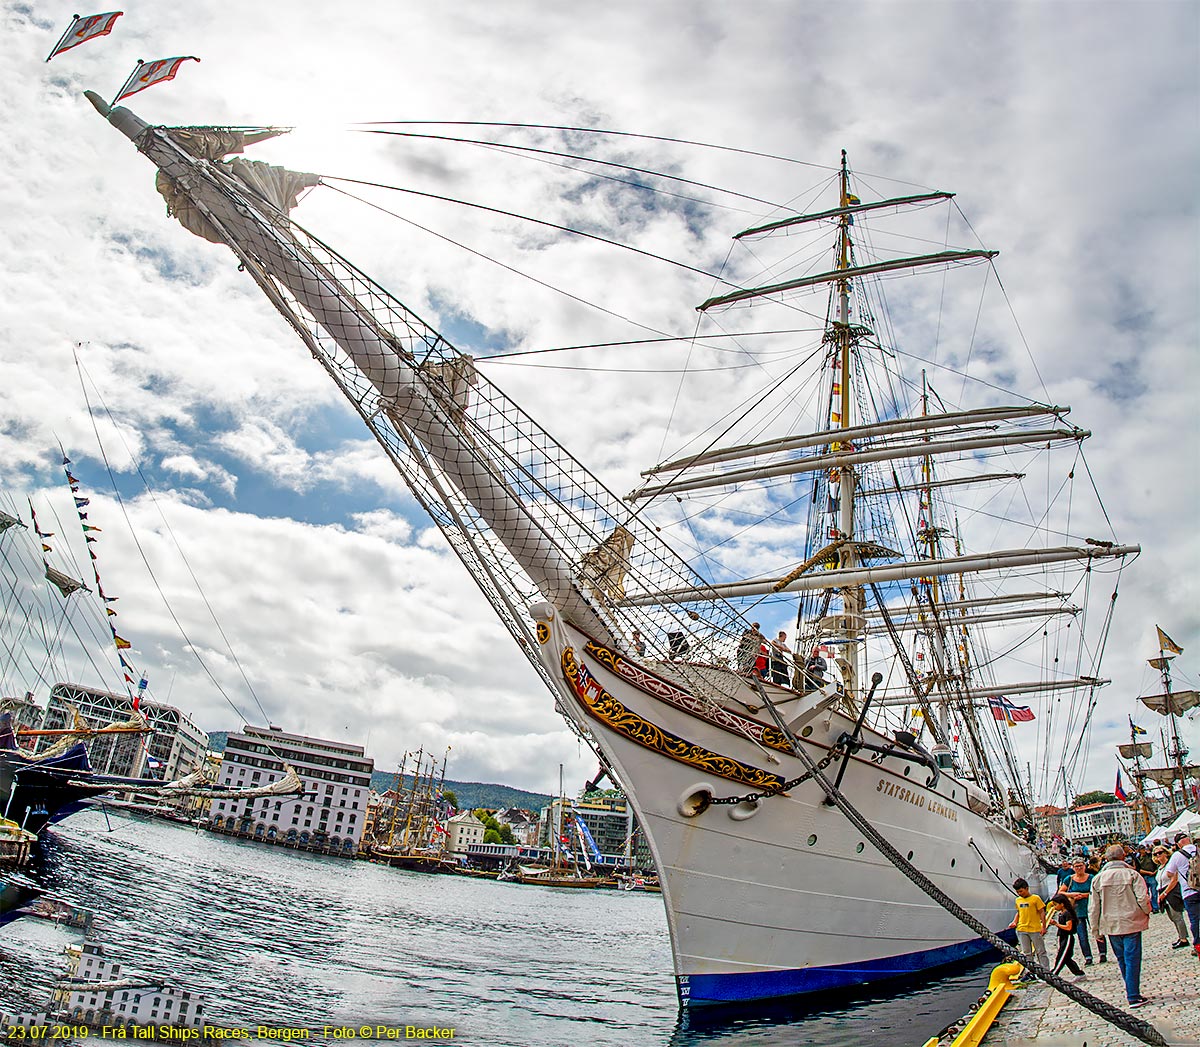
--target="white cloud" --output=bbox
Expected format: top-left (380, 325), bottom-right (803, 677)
top-left (0, 1), bottom-right (1195, 804)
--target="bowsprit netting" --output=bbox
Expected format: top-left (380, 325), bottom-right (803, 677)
top-left (128, 114), bottom-right (757, 713)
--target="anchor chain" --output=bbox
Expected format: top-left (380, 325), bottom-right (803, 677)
top-left (708, 742), bottom-right (845, 806)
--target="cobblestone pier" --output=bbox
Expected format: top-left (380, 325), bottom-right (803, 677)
top-left (984, 911), bottom-right (1199, 1046)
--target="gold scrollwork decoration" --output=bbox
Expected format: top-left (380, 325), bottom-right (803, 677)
top-left (561, 647), bottom-right (784, 790)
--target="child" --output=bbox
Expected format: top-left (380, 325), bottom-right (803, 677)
top-left (1009, 877), bottom-right (1049, 969)
top-left (1046, 893), bottom-right (1086, 978)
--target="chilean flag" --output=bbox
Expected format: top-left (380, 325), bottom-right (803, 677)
top-left (1115, 769), bottom-right (1129, 803)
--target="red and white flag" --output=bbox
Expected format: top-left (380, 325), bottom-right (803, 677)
top-left (46, 12), bottom-right (123, 62)
top-left (113, 56), bottom-right (200, 104)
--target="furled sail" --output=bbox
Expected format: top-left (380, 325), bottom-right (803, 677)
top-left (44, 565), bottom-right (89, 598)
top-left (0, 509), bottom-right (24, 533)
top-left (1139, 690), bottom-right (1200, 716)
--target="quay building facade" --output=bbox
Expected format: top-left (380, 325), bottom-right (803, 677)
top-left (208, 725), bottom-right (373, 857)
top-left (38, 682), bottom-right (208, 781)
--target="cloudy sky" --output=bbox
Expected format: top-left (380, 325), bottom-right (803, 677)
top-left (0, 1), bottom-right (1196, 801)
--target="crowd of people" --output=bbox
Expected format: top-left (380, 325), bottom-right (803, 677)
top-left (1013, 830), bottom-right (1199, 1009)
top-left (735, 623), bottom-right (829, 690)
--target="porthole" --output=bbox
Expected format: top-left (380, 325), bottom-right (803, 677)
top-left (855, 842), bottom-right (865, 854)
top-left (980, 864), bottom-right (984, 872)
top-left (952, 790), bottom-right (957, 799)
top-left (906, 850), bottom-right (914, 861)
top-left (807, 834), bottom-right (818, 846)
top-left (801, 725), bottom-right (813, 738)
top-left (951, 858), bottom-right (956, 868)
top-left (903, 766), bottom-right (911, 777)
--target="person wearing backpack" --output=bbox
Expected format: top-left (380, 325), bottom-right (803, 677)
top-left (1163, 830), bottom-right (1200, 960)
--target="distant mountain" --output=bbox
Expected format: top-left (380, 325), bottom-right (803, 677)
top-left (205, 732), bottom-right (550, 811)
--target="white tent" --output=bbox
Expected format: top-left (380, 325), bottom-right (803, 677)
top-left (1142, 822), bottom-right (1174, 844)
top-left (1165, 807), bottom-right (1200, 836)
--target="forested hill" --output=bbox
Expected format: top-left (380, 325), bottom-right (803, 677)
top-left (206, 732), bottom-right (551, 811)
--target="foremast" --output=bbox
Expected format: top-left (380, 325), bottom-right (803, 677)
top-left (831, 150), bottom-right (863, 703)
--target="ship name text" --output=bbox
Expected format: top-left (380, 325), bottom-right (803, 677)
top-left (876, 778), bottom-right (958, 822)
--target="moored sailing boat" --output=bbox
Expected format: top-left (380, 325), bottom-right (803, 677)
top-left (85, 96), bottom-right (1139, 1007)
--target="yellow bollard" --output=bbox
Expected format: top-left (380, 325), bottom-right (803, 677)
top-left (920, 961), bottom-right (1024, 1047)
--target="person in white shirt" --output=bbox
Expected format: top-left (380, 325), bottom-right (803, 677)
top-left (1162, 830), bottom-right (1199, 959)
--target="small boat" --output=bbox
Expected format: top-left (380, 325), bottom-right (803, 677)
top-left (0, 816), bottom-right (37, 868)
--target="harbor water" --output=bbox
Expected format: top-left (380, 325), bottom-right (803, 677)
top-left (3, 808), bottom-right (999, 1046)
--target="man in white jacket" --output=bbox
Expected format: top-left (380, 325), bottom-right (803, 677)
top-left (1092, 843), bottom-right (1152, 1007)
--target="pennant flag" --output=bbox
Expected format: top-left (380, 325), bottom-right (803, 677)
top-left (42, 543), bottom-right (53, 553)
top-left (119, 654), bottom-right (132, 669)
top-left (987, 696), bottom-right (1035, 724)
top-left (67, 472), bottom-right (79, 485)
top-left (131, 692), bottom-right (141, 711)
top-left (1129, 717), bottom-right (1147, 736)
top-left (113, 634), bottom-right (132, 650)
top-left (46, 11), bottom-right (123, 62)
top-left (113, 56), bottom-right (200, 104)
top-left (1114, 769), bottom-right (1129, 803)
top-left (138, 677), bottom-right (148, 692)
top-left (74, 497), bottom-right (90, 508)
top-left (1148, 656), bottom-right (1173, 670)
top-left (1156, 626), bottom-right (1183, 655)
top-left (145, 754), bottom-right (163, 770)
top-left (106, 607), bottom-right (117, 616)
top-left (124, 673), bottom-right (134, 685)
top-left (82, 524), bottom-right (102, 532)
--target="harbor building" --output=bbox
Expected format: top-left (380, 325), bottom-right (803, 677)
top-left (446, 810), bottom-right (486, 856)
top-left (37, 683), bottom-right (208, 781)
top-left (540, 795), bottom-right (654, 868)
top-left (1064, 801), bottom-right (1138, 848)
top-left (53, 941), bottom-right (204, 1028)
top-left (207, 725), bottom-right (373, 857)
top-left (1032, 804), bottom-right (1066, 841)
top-left (494, 807), bottom-right (540, 847)
top-left (0, 692), bottom-right (44, 732)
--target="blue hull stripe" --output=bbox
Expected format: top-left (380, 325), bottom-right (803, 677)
top-left (680, 930), bottom-right (1016, 1006)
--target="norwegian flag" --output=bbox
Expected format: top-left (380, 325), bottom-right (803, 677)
top-left (987, 696), bottom-right (1035, 724)
top-left (113, 56), bottom-right (200, 104)
top-left (46, 12), bottom-right (123, 61)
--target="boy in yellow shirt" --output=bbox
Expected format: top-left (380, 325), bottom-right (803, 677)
top-left (1009, 877), bottom-right (1049, 968)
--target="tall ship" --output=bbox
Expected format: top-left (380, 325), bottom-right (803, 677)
top-left (84, 95), bottom-right (1139, 1007)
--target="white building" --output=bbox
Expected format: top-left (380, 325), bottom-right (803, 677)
top-left (1065, 802), bottom-right (1138, 846)
top-left (53, 942), bottom-right (204, 1028)
top-left (0, 692), bottom-right (44, 732)
top-left (39, 683), bottom-right (208, 781)
top-left (208, 725), bottom-right (373, 857)
top-left (446, 811), bottom-right (486, 856)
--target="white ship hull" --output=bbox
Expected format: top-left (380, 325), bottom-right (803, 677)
top-left (538, 612), bottom-right (1038, 1007)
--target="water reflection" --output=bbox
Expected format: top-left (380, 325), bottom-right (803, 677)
top-left (1, 808), bottom-right (994, 1047)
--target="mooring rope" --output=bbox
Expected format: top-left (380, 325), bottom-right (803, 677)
top-left (778, 738), bottom-right (1168, 1046)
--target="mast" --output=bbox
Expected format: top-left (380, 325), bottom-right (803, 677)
top-left (834, 150), bottom-right (862, 702)
top-left (1157, 647), bottom-right (1186, 817)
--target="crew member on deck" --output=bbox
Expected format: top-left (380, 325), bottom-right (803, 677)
top-left (804, 647), bottom-right (828, 690)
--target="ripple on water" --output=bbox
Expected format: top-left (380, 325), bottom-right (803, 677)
top-left (2, 808), bottom-right (993, 1047)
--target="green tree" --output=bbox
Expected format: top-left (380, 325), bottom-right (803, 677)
top-left (483, 828), bottom-right (502, 845)
top-left (1072, 790), bottom-right (1118, 808)
top-left (441, 789), bottom-right (458, 810)
top-left (498, 824), bottom-right (515, 845)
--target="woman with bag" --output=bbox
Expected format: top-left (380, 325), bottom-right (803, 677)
top-left (1153, 844), bottom-right (1191, 948)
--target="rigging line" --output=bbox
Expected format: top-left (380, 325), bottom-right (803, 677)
top-left (477, 327), bottom-right (827, 359)
top-left (323, 184), bottom-right (677, 340)
top-left (953, 203), bottom-right (1051, 403)
top-left (1077, 449), bottom-right (1119, 540)
top-left (481, 359), bottom-right (783, 373)
top-left (888, 343), bottom-right (1041, 402)
top-left (349, 121), bottom-right (942, 192)
top-left (351, 128), bottom-right (784, 208)
top-left (463, 135), bottom-right (764, 216)
top-left (321, 174), bottom-right (731, 284)
top-left (71, 351), bottom-right (275, 735)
